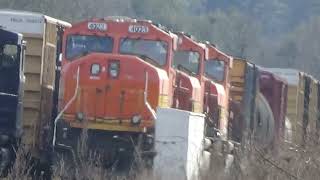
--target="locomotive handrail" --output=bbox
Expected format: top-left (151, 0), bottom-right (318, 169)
top-left (144, 71), bottom-right (157, 120)
top-left (52, 66), bottom-right (80, 148)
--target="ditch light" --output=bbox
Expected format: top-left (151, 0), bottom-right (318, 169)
top-left (109, 60), bottom-right (120, 78)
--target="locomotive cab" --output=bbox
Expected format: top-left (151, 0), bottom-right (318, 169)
top-left (0, 28), bottom-right (25, 175)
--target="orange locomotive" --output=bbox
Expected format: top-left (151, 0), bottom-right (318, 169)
top-left (203, 43), bottom-right (233, 139)
top-left (53, 17), bottom-right (178, 165)
top-left (172, 32), bottom-right (208, 113)
top-left (171, 33), bottom-right (233, 140)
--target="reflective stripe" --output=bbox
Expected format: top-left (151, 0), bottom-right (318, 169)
top-left (63, 114), bottom-right (154, 132)
top-left (69, 121), bottom-right (150, 132)
top-left (158, 94), bottom-right (169, 108)
top-left (192, 101), bottom-right (202, 113)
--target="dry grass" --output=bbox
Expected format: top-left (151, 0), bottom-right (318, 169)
top-left (219, 136), bottom-right (320, 180)
top-left (6, 130), bottom-right (320, 180)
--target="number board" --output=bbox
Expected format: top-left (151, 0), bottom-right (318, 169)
top-left (128, 25), bottom-right (149, 33)
top-left (88, 22), bottom-right (107, 31)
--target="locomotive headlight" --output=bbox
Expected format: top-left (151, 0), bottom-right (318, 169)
top-left (108, 61), bottom-right (120, 78)
top-left (91, 64), bottom-right (101, 76)
top-left (131, 115), bottom-right (141, 125)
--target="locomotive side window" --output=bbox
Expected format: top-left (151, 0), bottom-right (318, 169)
top-left (173, 51), bottom-right (200, 75)
top-left (0, 44), bottom-right (18, 69)
top-left (66, 35), bottom-right (113, 60)
top-left (0, 44), bottom-right (19, 94)
top-left (205, 60), bottom-right (225, 82)
top-left (119, 38), bottom-right (168, 66)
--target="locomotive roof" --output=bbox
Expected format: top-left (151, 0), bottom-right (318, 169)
top-left (68, 17), bottom-right (177, 40)
top-left (205, 43), bottom-right (232, 63)
top-left (176, 32), bottom-right (207, 52)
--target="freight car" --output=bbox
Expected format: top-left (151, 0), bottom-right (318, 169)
top-left (53, 17), bottom-right (179, 168)
top-left (263, 68), bottom-right (303, 144)
top-left (265, 68), bottom-right (320, 146)
top-left (229, 58), bottom-right (259, 143)
top-left (306, 75), bottom-right (319, 144)
top-left (0, 9), bottom-right (71, 174)
top-left (258, 69), bottom-right (288, 148)
top-left (229, 58), bottom-right (275, 149)
top-left (0, 28), bottom-right (25, 175)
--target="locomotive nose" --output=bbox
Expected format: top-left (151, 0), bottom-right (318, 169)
top-left (61, 53), bottom-right (165, 132)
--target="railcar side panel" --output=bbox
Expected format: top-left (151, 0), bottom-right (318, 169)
top-left (308, 77), bottom-right (318, 140)
top-left (296, 73), bottom-right (306, 145)
top-left (229, 58), bottom-right (259, 142)
top-left (230, 59), bottom-right (245, 102)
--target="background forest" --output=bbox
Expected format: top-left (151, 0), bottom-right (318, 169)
top-left (1, 0), bottom-right (320, 78)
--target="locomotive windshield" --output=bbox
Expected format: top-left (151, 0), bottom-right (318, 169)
top-left (66, 35), bottom-right (113, 60)
top-left (173, 51), bottom-right (200, 75)
top-left (119, 38), bottom-right (168, 66)
top-left (205, 60), bottom-right (225, 82)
